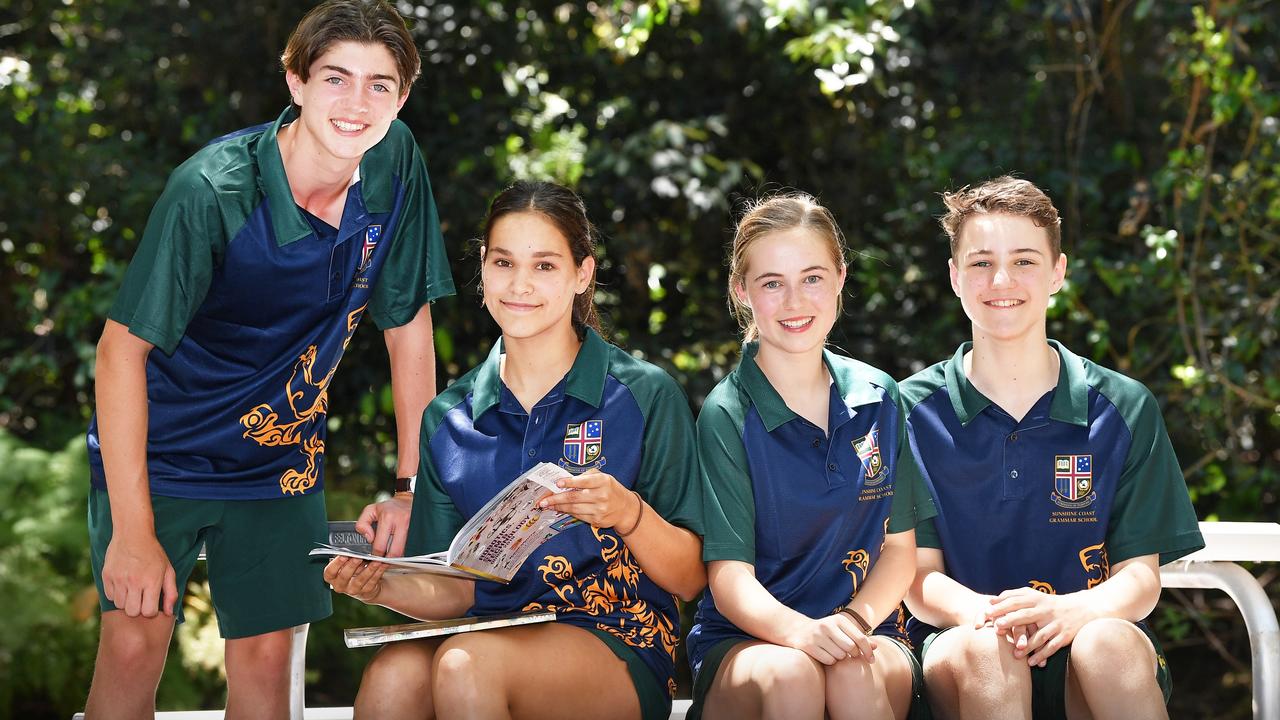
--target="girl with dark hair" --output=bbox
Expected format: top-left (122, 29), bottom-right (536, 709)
top-left (326, 181), bottom-right (705, 720)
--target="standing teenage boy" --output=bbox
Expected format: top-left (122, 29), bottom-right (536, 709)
top-left (901, 176), bottom-right (1203, 720)
top-left (84, 2), bottom-right (453, 718)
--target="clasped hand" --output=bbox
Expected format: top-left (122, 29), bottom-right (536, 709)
top-left (982, 587), bottom-right (1091, 666)
top-left (784, 614), bottom-right (876, 666)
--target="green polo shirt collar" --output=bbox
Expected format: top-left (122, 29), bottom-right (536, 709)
top-left (255, 107), bottom-right (395, 247)
top-left (469, 328), bottom-right (611, 419)
top-left (943, 339), bottom-right (1090, 427)
top-left (737, 342), bottom-right (879, 432)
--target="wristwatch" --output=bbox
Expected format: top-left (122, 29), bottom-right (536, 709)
top-left (392, 474), bottom-right (416, 494)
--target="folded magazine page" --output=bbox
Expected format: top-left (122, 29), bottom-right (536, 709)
top-left (309, 462), bottom-right (580, 583)
top-left (307, 546), bottom-right (477, 579)
top-left (446, 462), bottom-right (580, 581)
top-left (343, 611), bottom-right (558, 648)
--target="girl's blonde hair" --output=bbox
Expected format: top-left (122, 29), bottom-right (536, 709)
top-left (728, 193), bottom-right (848, 341)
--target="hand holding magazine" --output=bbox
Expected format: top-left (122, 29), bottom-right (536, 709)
top-left (310, 462), bottom-right (580, 583)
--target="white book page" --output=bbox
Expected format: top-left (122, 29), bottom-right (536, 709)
top-left (308, 545), bottom-right (473, 578)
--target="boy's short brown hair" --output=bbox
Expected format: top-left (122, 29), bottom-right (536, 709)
top-left (281, 0), bottom-right (420, 94)
top-left (940, 176), bottom-right (1062, 257)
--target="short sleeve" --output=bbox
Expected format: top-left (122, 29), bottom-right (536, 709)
top-left (632, 374), bottom-right (703, 535)
top-left (406, 429), bottom-right (467, 556)
top-left (697, 391), bottom-right (756, 564)
top-left (369, 139), bottom-right (455, 329)
top-left (108, 163), bottom-right (221, 354)
top-left (1105, 389), bottom-right (1204, 565)
top-left (915, 516), bottom-right (942, 549)
top-left (888, 393), bottom-right (937, 534)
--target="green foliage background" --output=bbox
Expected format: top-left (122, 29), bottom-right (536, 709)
top-left (1, 0), bottom-right (1276, 717)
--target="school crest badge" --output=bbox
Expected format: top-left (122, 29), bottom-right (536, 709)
top-left (560, 419), bottom-right (604, 471)
top-left (1051, 454), bottom-right (1097, 509)
top-left (852, 427), bottom-right (886, 486)
top-left (358, 225), bottom-right (382, 272)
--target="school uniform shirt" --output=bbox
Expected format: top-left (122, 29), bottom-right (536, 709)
top-left (87, 107), bottom-right (454, 500)
top-left (901, 341), bottom-right (1204, 643)
top-left (686, 342), bottom-right (937, 674)
top-left (406, 328), bottom-right (703, 700)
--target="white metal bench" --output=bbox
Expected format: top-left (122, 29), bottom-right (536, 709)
top-left (1159, 521), bottom-right (1280, 720)
top-left (75, 521), bottom-right (1278, 720)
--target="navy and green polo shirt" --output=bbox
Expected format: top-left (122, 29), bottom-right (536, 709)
top-left (87, 107), bottom-right (454, 500)
top-left (687, 342), bottom-right (937, 674)
top-left (902, 341), bottom-right (1204, 642)
top-left (406, 328), bottom-right (703, 702)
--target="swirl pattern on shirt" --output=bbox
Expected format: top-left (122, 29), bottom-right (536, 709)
top-left (522, 527), bottom-right (679, 668)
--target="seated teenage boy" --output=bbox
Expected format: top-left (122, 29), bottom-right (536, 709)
top-left (901, 176), bottom-right (1204, 720)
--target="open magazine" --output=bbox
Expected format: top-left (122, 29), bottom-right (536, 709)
top-left (343, 610), bottom-right (557, 648)
top-left (310, 462), bottom-right (580, 583)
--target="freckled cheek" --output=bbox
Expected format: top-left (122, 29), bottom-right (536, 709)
top-left (801, 286), bottom-right (837, 308)
top-left (747, 291), bottom-right (781, 319)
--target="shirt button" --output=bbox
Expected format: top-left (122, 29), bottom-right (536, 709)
top-left (1010, 433), bottom-right (1018, 442)
top-left (827, 463), bottom-right (838, 472)
top-left (1010, 470), bottom-right (1019, 479)
top-left (812, 438), bottom-right (821, 448)
top-left (528, 449), bottom-right (536, 457)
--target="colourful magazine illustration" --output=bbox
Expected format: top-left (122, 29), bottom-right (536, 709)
top-left (309, 462), bottom-right (578, 583)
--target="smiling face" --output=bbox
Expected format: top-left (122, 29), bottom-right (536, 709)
top-left (949, 212), bottom-right (1067, 344)
top-left (482, 211), bottom-right (595, 343)
top-left (735, 227), bottom-right (846, 359)
top-left (285, 40), bottom-right (408, 163)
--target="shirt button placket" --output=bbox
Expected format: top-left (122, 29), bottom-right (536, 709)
top-left (524, 409), bottom-right (545, 468)
top-left (1003, 429), bottom-right (1023, 498)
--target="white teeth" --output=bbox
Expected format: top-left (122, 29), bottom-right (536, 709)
top-left (780, 318), bottom-right (812, 328)
top-left (332, 120), bottom-right (365, 132)
top-left (988, 299), bottom-right (1022, 307)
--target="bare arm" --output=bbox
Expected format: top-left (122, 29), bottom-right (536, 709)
top-left (385, 303), bottom-right (436, 478)
top-left (95, 319), bottom-right (178, 618)
top-left (324, 556), bottom-right (475, 620)
top-left (905, 547), bottom-right (994, 629)
top-left (357, 303), bottom-right (436, 557)
top-left (841, 529), bottom-right (917, 628)
top-left (539, 471), bottom-right (706, 601)
top-left (986, 554), bottom-right (1161, 665)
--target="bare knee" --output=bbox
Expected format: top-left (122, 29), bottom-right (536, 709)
top-left (229, 630), bottom-right (293, 673)
top-left (925, 626), bottom-right (1021, 689)
top-left (97, 614), bottom-right (171, 674)
top-left (363, 641), bottom-right (435, 695)
top-left (1069, 619), bottom-right (1155, 678)
top-left (356, 641), bottom-right (436, 720)
top-left (432, 635), bottom-right (497, 711)
top-left (753, 647), bottom-right (825, 697)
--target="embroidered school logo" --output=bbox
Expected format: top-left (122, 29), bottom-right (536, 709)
top-left (1051, 454), bottom-right (1097, 509)
top-left (560, 419), bottom-right (604, 471)
top-left (852, 427), bottom-right (886, 486)
top-left (358, 225), bottom-right (381, 272)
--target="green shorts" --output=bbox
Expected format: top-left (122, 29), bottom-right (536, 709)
top-left (586, 627), bottom-right (671, 720)
top-left (687, 635), bottom-right (928, 720)
top-left (919, 622), bottom-right (1171, 719)
top-left (88, 488), bottom-right (332, 639)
